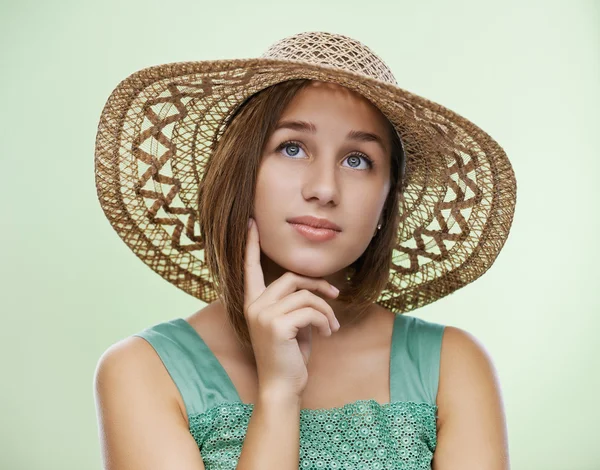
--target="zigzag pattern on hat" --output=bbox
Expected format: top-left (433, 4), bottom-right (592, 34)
top-left (95, 31), bottom-right (516, 312)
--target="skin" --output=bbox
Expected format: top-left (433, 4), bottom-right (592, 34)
top-left (253, 80), bottom-right (392, 331)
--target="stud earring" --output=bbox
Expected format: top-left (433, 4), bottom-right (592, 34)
top-left (377, 224), bottom-right (382, 230)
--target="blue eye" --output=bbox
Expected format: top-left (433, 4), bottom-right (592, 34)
top-left (275, 140), bottom-right (374, 170)
top-left (280, 142), bottom-right (304, 158)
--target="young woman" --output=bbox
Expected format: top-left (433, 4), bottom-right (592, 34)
top-left (93, 31), bottom-right (515, 469)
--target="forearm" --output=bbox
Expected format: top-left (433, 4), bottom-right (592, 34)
top-left (236, 391), bottom-right (301, 469)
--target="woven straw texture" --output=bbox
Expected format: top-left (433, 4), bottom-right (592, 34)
top-left (94, 31), bottom-right (516, 313)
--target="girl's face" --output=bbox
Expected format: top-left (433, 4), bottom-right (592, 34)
top-left (254, 80), bottom-right (392, 287)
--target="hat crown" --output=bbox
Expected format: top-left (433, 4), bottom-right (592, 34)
top-left (260, 31), bottom-right (398, 85)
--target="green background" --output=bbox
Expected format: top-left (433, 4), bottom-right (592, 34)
top-left (1, 1), bottom-right (598, 469)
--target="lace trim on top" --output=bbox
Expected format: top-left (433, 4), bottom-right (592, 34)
top-left (189, 398), bottom-right (438, 470)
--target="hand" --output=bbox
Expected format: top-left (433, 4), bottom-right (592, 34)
top-left (243, 218), bottom-right (341, 399)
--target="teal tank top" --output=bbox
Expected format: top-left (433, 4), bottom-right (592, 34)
top-left (134, 314), bottom-right (445, 469)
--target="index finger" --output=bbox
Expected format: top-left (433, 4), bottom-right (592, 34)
top-left (244, 218), bottom-right (266, 308)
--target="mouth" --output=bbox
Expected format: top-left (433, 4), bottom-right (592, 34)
top-left (288, 222), bottom-right (340, 242)
top-left (286, 216), bottom-right (342, 232)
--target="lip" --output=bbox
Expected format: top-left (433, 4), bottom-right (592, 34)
top-left (289, 223), bottom-right (339, 242)
top-left (286, 216), bottom-right (342, 231)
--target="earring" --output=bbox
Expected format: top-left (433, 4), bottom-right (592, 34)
top-left (377, 224), bottom-right (382, 230)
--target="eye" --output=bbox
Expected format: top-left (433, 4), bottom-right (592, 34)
top-left (275, 140), bottom-right (374, 170)
top-left (343, 154), bottom-right (373, 170)
top-left (277, 141), bottom-right (306, 159)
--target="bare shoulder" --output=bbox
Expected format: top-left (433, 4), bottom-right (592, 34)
top-left (437, 326), bottom-right (502, 408)
top-left (438, 326), bottom-right (497, 388)
top-left (93, 335), bottom-right (206, 469)
top-left (94, 335), bottom-right (184, 418)
top-left (433, 326), bottom-right (510, 469)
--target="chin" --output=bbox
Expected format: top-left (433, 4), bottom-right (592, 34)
top-left (260, 246), bottom-right (331, 277)
top-left (279, 252), bottom-right (349, 279)
top-left (259, 231), bottom-right (366, 278)
top-left (287, 264), bottom-right (333, 279)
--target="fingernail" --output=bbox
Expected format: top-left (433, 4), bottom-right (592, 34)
top-left (334, 317), bottom-right (341, 329)
top-left (330, 284), bottom-right (339, 294)
top-left (248, 218), bottom-right (253, 229)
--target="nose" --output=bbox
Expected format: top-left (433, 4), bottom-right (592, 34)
top-left (300, 154), bottom-right (340, 206)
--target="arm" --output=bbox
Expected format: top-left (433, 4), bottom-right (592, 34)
top-left (432, 326), bottom-right (510, 470)
top-left (236, 390), bottom-right (302, 469)
top-left (93, 337), bottom-right (206, 470)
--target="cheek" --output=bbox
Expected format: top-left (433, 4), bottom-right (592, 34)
top-left (350, 190), bottom-right (387, 224)
top-left (254, 162), bottom-right (296, 213)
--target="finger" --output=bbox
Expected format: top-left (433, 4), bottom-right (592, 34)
top-left (264, 289), bottom-right (338, 332)
top-left (244, 218), bottom-right (266, 309)
top-left (256, 272), bottom-right (339, 310)
top-left (276, 307), bottom-right (332, 338)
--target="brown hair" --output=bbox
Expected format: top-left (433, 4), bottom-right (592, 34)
top-left (197, 79), bottom-right (405, 352)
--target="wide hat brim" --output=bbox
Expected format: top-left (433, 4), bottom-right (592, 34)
top-left (94, 53), bottom-right (516, 313)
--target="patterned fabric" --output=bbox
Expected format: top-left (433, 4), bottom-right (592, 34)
top-left (190, 400), bottom-right (437, 469)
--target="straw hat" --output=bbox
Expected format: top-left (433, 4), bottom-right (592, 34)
top-left (94, 31), bottom-right (516, 313)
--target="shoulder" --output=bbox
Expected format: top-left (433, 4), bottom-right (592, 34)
top-left (94, 335), bottom-right (160, 382)
top-left (94, 334), bottom-right (186, 423)
top-left (93, 334), bottom-right (208, 469)
top-left (437, 326), bottom-right (501, 409)
top-left (434, 326), bottom-right (510, 468)
top-left (438, 326), bottom-right (499, 402)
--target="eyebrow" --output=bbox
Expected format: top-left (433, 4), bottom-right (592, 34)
top-left (273, 119), bottom-right (388, 154)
